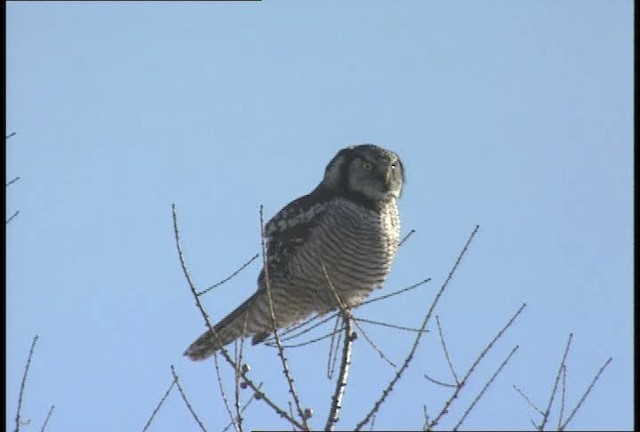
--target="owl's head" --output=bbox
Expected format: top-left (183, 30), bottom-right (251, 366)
top-left (322, 144), bottom-right (405, 205)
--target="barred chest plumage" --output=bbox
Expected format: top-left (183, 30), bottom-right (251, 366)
top-left (184, 144), bottom-right (405, 360)
top-left (280, 197), bottom-right (401, 312)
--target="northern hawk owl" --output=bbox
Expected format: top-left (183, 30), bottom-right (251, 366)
top-left (185, 144), bottom-right (405, 360)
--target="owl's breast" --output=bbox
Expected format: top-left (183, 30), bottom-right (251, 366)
top-left (287, 198), bottom-right (401, 309)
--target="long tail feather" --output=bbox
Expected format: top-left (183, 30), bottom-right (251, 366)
top-left (184, 293), bottom-right (261, 361)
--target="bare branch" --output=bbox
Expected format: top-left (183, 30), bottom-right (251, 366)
top-left (172, 204), bottom-right (304, 430)
top-left (369, 412), bottom-right (377, 431)
top-left (513, 385), bottom-right (544, 416)
top-left (15, 335), bottom-right (39, 432)
top-left (6, 210), bottom-right (20, 225)
top-left (557, 365), bottom-right (567, 430)
top-left (422, 405), bottom-right (430, 431)
top-left (222, 383), bottom-right (264, 432)
top-left (429, 303), bottom-right (526, 429)
top-left (355, 225), bottom-right (481, 431)
top-left (198, 254), bottom-right (259, 296)
top-left (6, 176), bottom-right (20, 187)
top-left (274, 280), bottom-right (431, 347)
top-left (540, 333), bottom-right (573, 431)
top-left (276, 325), bottom-right (346, 349)
top-left (560, 357), bottom-right (612, 431)
top-left (6, 140), bottom-right (21, 223)
top-left (398, 229), bottom-right (416, 247)
top-left (322, 263), bottom-right (398, 369)
top-left (233, 320), bottom-right (249, 432)
top-left (436, 315), bottom-right (460, 385)
top-left (212, 353), bottom-right (239, 432)
top-left (273, 305), bottom-right (429, 350)
top-left (318, 263), bottom-right (367, 430)
top-left (171, 365), bottom-right (207, 432)
top-left (355, 317), bottom-right (429, 334)
top-left (325, 315), bottom-right (353, 431)
top-left (259, 205), bottom-right (310, 430)
top-left (172, 204), bottom-right (212, 326)
top-left (360, 278), bottom-right (431, 307)
top-left (454, 345), bottom-right (520, 431)
top-left (423, 373), bottom-right (457, 388)
top-left (278, 312), bottom-right (338, 343)
top-left (39, 405), bottom-right (55, 432)
top-left (353, 318), bottom-right (396, 367)
top-left (142, 377), bottom-right (177, 432)
top-left (327, 316), bottom-right (343, 379)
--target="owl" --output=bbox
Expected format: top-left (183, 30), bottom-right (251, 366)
top-left (185, 144), bottom-right (405, 361)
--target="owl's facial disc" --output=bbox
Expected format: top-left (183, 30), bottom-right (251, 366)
top-left (322, 144), bottom-right (405, 204)
top-left (348, 155), bottom-right (403, 201)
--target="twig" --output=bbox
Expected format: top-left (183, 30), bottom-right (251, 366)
top-left (198, 254), bottom-right (259, 296)
top-left (259, 205), bottom-right (309, 430)
top-left (316, 262), bottom-right (360, 431)
top-left (530, 418), bottom-right (539, 429)
top-left (172, 204), bottom-right (304, 430)
top-left (422, 405), bottom-right (430, 431)
top-left (398, 229), bottom-right (416, 247)
top-left (327, 316), bottom-right (343, 379)
top-left (142, 377), bottom-right (177, 432)
top-left (539, 333), bottom-right (573, 431)
top-left (318, 263), bottom-right (366, 430)
top-left (6, 210), bottom-right (20, 225)
top-left (359, 278), bottom-right (431, 307)
top-left (15, 335), bottom-right (39, 432)
top-left (212, 352), bottom-right (239, 432)
top-left (325, 315), bottom-right (353, 431)
top-left (275, 312), bottom-right (429, 350)
top-left (513, 385), bottom-right (544, 416)
top-left (222, 383), bottom-right (264, 432)
top-left (276, 325), bottom-right (346, 349)
top-left (171, 365), bottom-right (207, 432)
top-left (278, 312), bottom-right (337, 343)
top-left (423, 373), bottom-right (457, 388)
top-left (272, 278), bottom-right (426, 350)
top-left (233, 317), bottom-right (249, 432)
top-left (436, 315), bottom-right (460, 384)
top-left (6, 176), bottom-right (20, 187)
top-left (560, 357), bottom-right (612, 431)
top-left (321, 263), bottom-right (397, 368)
top-left (352, 316), bottom-right (396, 368)
top-left (39, 405), bottom-right (55, 432)
top-left (454, 345), bottom-right (520, 430)
top-left (355, 317), bottom-right (429, 334)
top-left (429, 303), bottom-right (526, 429)
top-left (173, 202), bottom-right (241, 427)
top-left (557, 364), bottom-right (567, 430)
top-left (173, 204), bottom-right (213, 327)
top-left (355, 225), bottom-right (480, 431)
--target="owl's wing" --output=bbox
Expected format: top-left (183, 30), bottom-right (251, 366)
top-left (259, 185), bottom-right (333, 282)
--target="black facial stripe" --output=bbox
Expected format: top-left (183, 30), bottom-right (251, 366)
top-left (396, 158), bottom-right (405, 183)
top-left (336, 149), bottom-right (382, 211)
top-left (338, 148), bottom-right (355, 194)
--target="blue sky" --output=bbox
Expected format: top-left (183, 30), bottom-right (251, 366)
top-left (6, 1), bottom-right (633, 431)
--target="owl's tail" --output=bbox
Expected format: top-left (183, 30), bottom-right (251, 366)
top-left (184, 292), bottom-right (279, 361)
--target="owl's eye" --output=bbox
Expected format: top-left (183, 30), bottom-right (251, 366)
top-left (361, 162), bottom-right (373, 171)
